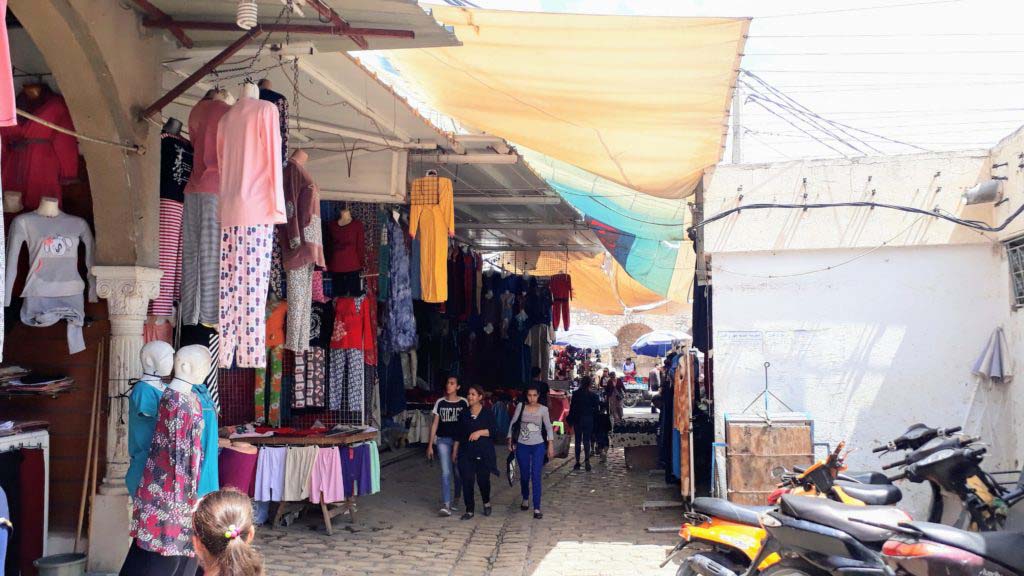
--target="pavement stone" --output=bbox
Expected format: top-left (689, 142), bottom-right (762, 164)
top-left (253, 446), bottom-right (682, 575)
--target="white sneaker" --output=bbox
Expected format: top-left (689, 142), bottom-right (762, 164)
top-left (439, 506), bottom-right (452, 517)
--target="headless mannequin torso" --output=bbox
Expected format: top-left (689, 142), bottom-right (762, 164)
top-left (36, 196), bottom-right (59, 217)
top-left (3, 191), bottom-right (22, 214)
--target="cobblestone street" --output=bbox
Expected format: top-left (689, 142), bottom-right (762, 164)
top-left (255, 446), bottom-right (682, 576)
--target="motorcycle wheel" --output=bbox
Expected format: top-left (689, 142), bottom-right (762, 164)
top-left (623, 392), bottom-right (640, 408)
top-left (675, 551), bottom-right (739, 576)
top-left (759, 559), bottom-right (828, 576)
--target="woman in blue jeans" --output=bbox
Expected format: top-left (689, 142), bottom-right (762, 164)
top-left (507, 384), bottom-right (555, 519)
top-left (427, 376), bottom-right (468, 516)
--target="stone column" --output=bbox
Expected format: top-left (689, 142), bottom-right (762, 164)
top-left (93, 265), bottom-right (162, 494)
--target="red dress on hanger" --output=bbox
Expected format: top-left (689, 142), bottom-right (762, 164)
top-left (0, 90), bottom-right (79, 210)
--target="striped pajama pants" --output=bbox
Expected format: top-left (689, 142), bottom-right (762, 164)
top-left (218, 224), bottom-right (273, 369)
top-left (180, 193), bottom-right (220, 326)
top-left (149, 198), bottom-right (183, 317)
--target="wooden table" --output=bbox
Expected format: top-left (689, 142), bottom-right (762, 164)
top-left (240, 430), bottom-right (377, 534)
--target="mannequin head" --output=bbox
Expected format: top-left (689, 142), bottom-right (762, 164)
top-left (290, 149), bottom-right (308, 166)
top-left (140, 341), bottom-right (175, 377)
top-left (258, 78), bottom-right (272, 90)
top-left (241, 81), bottom-right (259, 99)
top-left (162, 117), bottom-right (183, 136)
top-left (3, 191), bottom-right (23, 214)
top-left (174, 344), bottom-right (213, 386)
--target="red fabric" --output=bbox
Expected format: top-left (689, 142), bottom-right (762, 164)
top-left (330, 296), bottom-right (376, 361)
top-left (218, 449), bottom-right (258, 497)
top-left (0, 91), bottom-right (79, 210)
top-left (550, 273), bottom-right (573, 330)
top-left (327, 219), bottom-right (366, 273)
top-left (18, 449), bottom-right (44, 576)
top-left (547, 392), bottom-right (570, 424)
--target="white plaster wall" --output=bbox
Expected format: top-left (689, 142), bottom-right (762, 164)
top-left (712, 243), bottom-right (1014, 517)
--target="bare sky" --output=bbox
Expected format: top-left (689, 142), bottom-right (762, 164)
top-left (447, 0), bottom-right (1024, 163)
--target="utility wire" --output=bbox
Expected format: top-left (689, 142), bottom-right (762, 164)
top-left (690, 201), bottom-right (1024, 235)
top-left (744, 98), bottom-right (851, 157)
top-left (749, 32), bottom-right (1024, 39)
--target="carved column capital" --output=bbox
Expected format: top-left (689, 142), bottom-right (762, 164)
top-left (93, 266), bottom-right (163, 320)
top-left (93, 266), bottom-right (162, 494)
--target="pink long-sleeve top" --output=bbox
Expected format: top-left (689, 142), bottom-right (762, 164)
top-left (184, 99), bottom-right (231, 195)
top-left (216, 97), bottom-right (285, 227)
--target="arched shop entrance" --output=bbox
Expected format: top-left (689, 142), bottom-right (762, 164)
top-left (4, 1), bottom-right (166, 571)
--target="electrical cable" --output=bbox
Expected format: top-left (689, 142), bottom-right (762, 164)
top-left (690, 200), bottom-right (1024, 236)
top-left (744, 98), bottom-right (852, 157)
top-left (755, 0), bottom-right (963, 19)
top-left (16, 109), bottom-right (143, 154)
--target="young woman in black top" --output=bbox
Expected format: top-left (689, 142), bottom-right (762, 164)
top-left (427, 376), bottom-right (468, 516)
top-left (453, 384), bottom-right (498, 520)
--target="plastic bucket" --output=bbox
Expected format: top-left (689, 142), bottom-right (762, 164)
top-left (33, 553), bottom-right (87, 576)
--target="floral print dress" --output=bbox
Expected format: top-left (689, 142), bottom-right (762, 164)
top-left (130, 386), bottom-right (204, 556)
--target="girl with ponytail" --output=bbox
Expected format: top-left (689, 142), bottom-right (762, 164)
top-left (191, 488), bottom-right (265, 576)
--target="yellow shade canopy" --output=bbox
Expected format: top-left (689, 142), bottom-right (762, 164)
top-left (385, 6), bottom-right (749, 199)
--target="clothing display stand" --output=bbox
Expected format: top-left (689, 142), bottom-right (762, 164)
top-left (244, 431), bottom-right (376, 533)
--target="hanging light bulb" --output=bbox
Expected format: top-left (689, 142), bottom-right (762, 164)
top-left (236, 0), bottom-right (258, 30)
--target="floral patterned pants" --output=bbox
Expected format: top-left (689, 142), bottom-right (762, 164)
top-left (218, 224), bottom-right (273, 368)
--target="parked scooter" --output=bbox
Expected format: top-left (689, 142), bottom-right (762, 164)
top-left (665, 425), bottom-right (976, 576)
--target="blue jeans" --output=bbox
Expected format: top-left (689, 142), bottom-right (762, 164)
top-left (515, 442), bottom-right (546, 510)
top-left (435, 437), bottom-right (461, 506)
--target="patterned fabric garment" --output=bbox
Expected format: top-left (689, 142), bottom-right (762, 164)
top-left (284, 265), bottom-right (313, 352)
top-left (329, 348), bottom-right (364, 412)
top-left (130, 387), bottom-right (203, 557)
top-left (218, 224), bottom-right (273, 368)
top-left (268, 228), bottom-right (286, 300)
top-left (311, 270), bottom-right (328, 303)
top-left (385, 217), bottom-right (416, 352)
top-left (291, 347), bottom-right (326, 409)
top-left (254, 345), bottom-right (283, 426)
top-left (180, 192), bottom-right (220, 326)
top-left (150, 198), bottom-right (184, 317)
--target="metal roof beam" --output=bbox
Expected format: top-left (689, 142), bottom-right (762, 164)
top-left (456, 222), bottom-right (583, 230)
top-left (455, 196), bottom-right (561, 205)
top-left (143, 20), bottom-right (414, 41)
top-left (411, 153), bottom-right (518, 165)
top-left (130, 0), bottom-right (193, 48)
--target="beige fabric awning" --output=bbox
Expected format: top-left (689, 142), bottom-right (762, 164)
top-left (385, 7), bottom-right (749, 199)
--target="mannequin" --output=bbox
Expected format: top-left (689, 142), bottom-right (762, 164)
top-left (258, 78), bottom-right (272, 91)
top-left (21, 82), bottom-right (48, 102)
top-left (35, 196), bottom-right (59, 217)
top-left (290, 148), bottom-right (308, 165)
top-left (337, 206), bottom-right (353, 226)
top-left (174, 344), bottom-right (220, 496)
top-left (281, 147), bottom-right (325, 352)
top-left (3, 191), bottom-right (22, 214)
top-left (126, 341), bottom-right (174, 499)
top-left (241, 80), bottom-right (259, 100)
top-left (162, 117), bottom-right (183, 136)
top-left (171, 344), bottom-right (211, 393)
top-left (123, 349), bottom-right (205, 576)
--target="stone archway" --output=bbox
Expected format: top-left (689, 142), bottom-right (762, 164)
top-left (612, 322), bottom-right (653, 374)
top-left (10, 0), bottom-right (161, 266)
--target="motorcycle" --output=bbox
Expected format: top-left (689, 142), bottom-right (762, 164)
top-left (666, 443), bottom-right (893, 575)
top-left (665, 425), bottom-right (974, 576)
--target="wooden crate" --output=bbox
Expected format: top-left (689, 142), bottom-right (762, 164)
top-left (725, 415), bottom-right (813, 505)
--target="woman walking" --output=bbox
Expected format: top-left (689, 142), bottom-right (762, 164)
top-left (568, 376), bottom-right (599, 471)
top-left (427, 376), bottom-right (468, 516)
top-left (607, 373), bottom-right (625, 424)
top-left (453, 384), bottom-right (499, 520)
top-left (508, 384), bottom-right (554, 519)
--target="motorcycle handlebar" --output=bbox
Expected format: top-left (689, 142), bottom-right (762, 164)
top-left (872, 444), bottom-right (889, 454)
top-left (888, 471), bottom-right (908, 481)
top-left (944, 426), bottom-right (962, 435)
top-left (882, 458), bottom-right (908, 470)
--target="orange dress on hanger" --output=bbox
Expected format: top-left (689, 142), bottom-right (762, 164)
top-left (409, 176), bottom-right (455, 303)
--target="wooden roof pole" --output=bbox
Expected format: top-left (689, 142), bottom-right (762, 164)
top-left (129, 0), bottom-right (193, 49)
top-left (139, 28), bottom-right (262, 121)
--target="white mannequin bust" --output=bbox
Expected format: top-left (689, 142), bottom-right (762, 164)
top-left (139, 341), bottom-right (174, 392)
top-left (3, 191), bottom-right (23, 214)
top-left (241, 81), bottom-right (259, 99)
top-left (169, 344), bottom-right (212, 395)
top-left (36, 196), bottom-right (60, 217)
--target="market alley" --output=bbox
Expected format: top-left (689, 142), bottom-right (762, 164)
top-left (255, 447), bottom-right (681, 576)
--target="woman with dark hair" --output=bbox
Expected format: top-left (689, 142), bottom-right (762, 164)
top-left (427, 375), bottom-right (467, 516)
top-left (567, 376), bottom-right (599, 472)
top-left (191, 488), bottom-right (264, 576)
top-left (453, 384), bottom-right (499, 520)
top-left (508, 384), bottom-right (554, 519)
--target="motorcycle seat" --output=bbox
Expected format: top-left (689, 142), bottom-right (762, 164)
top-left (903, 521), bottom-right (1024, 573)
top-left (691, 497), bottom-right (772, 526)
top-left (835, 481), bottom-right (902, 505)
top-left (778, 494), bottom-right (908, 543)
top-left (839, 471), bottom-right (892, 485)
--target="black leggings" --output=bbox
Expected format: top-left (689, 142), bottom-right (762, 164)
top-left (574, 425), bottom-right (594, 462)
top-left (458, 456), bottom-right (492, 514)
